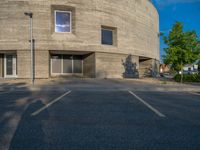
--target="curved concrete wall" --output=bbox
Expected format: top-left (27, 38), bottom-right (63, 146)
top-left (0, 0), bottom-right (159, 60)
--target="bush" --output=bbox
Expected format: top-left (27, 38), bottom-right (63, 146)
top-left (174, 74), bottom-right (200, 82)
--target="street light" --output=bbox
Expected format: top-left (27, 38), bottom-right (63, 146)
top-left (24, 12), bottom-right (34, 85)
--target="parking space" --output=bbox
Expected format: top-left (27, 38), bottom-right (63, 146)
top-left (0, 90), bottom-right (72, 150)
top-left (0, 87), bottom-right (200, 150)
top-left (7, 90), bottom-right (163, 150)
top-left (133, 91), bottom-right (200, 123)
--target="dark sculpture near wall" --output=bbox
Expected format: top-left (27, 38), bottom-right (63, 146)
top-left (122, 55), bottom-right (139, 78)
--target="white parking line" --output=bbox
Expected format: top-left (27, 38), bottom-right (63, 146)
top-left (31, 90), bottom-right (72, 116)
top-left (129, 91), bottom-right (166, 118)
top-left (189, 92), bottom-right (200, 96)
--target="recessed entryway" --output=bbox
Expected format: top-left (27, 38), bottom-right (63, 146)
top-left (51, 54), bottom-right (83, 76)
top-left (50, 51), bottom-right (95, 78)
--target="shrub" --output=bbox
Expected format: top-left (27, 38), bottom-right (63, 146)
top-left (174, 74), bottom-right (200, 82)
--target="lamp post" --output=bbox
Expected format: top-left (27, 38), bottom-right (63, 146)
top-left (24, 12), bottom-right (34, 85)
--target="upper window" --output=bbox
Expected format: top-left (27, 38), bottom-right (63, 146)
top-left (101, 28), bottom-right (113, 45)
top-left (55, 10), bottom-right (71, 33)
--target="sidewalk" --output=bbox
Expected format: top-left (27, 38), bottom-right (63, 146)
top-left (0, 78), bottom-right (200, 92)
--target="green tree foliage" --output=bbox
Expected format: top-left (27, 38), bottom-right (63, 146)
top-left (163, 22), bottom-right (200, 72)
top-left (198, 60), bottom-right (200, 72)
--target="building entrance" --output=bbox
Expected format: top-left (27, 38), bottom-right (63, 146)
top-left (4, 54), bottom-right (17, 78)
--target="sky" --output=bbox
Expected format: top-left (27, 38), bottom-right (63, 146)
top-left (152, 0), bottom-right (200, 60)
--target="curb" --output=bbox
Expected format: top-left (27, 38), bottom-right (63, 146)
top-left (1, 87), bottom-right (199, 93)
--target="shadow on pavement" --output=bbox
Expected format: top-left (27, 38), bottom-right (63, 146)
top-left (9, 100), bottom-right (49, 150)
top-left (0, 84), bottom-right (32, 150)
top-left (0, 82), bottom-right (28, 91)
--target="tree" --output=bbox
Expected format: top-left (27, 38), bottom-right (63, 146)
top-left (198, 60), bottom-right (200, 73)
top-left (162, 21), bottom-right (200, 83)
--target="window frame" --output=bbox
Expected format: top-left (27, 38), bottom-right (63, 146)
top-left (54, 10), bottom-right (72, 33)
top-left (101, 26), bottom-right (117, 46)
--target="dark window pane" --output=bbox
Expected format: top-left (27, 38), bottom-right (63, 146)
top-left (51, 55), bottom-right (62, 73)
top-left (6, 55), bottom-right (13, 75)
top-left (55, 11), bottom-right (71, 32)
top-left (63, 55), bottom-right (72, 73)
top-left (73, 56), bottom-right (82, 73)
top-left (101, 29), bottom-right (113, 45)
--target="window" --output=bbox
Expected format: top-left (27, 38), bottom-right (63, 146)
top-left (73, 56), bottom-right (83, 73)
top-left (55, 10), bottom-right (71, 33)
top-left (101, 26), bottom-right (117, 45)
top-left (63, 55), bottom-right (73, 73)
top-left (51, 55), bottom-right (83, 75)
top-left (101, 28), bottom-right (113, 45)
top-left (51, 55), bottom-right (62, 73)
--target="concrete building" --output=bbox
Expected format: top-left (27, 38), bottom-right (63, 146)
top-left (0, 0), bottom-right (160, 79)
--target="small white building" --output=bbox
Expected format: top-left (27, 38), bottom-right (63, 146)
top-left (182, 62), bottom-right (199, 74)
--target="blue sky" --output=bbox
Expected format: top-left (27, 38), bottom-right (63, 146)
top-left (152, 0), bottom-right (200, 60)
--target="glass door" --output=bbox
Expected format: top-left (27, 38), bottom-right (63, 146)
top-left (4, 54), bottom-right (17, 77)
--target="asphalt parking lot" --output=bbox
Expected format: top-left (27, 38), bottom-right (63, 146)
top-left (0, 80), bottom-right (200, 150)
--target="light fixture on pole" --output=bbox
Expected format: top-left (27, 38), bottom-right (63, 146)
top-left (24, 12), bottom-right (34, 85)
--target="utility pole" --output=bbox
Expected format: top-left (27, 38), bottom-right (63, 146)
top-left (24, 12), bottom-right (34, 85)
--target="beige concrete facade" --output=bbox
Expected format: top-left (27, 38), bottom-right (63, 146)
top-left (0, 0), bottom-right (160, 79)
top-left (83, 53), bottom-right (96, 78)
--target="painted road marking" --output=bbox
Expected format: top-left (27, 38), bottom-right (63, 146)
top-left (189, 92), bottom-right (200, 96)
top-left (31, 90), bottom-right (72, 116)
top-left (129, 91), bottom-right (166, 118)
